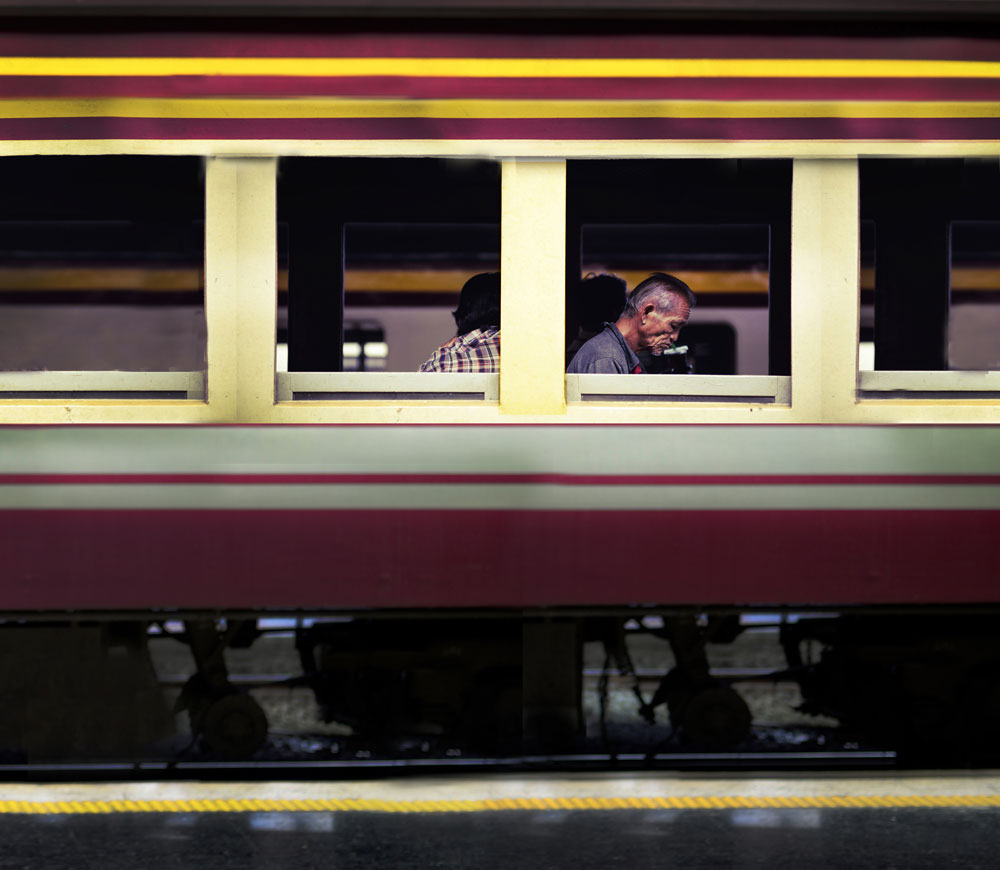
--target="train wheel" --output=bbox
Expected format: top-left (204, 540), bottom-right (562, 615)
top-left (199, 693), bottom-right (269, 760)
top-left (678, 685), bottom-right (752, 750)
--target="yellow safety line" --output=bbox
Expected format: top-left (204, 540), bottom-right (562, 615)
top-left (0, 98), bottom-right (998, 120)
top-left (1, 795), bottom-right (1000, 814)
top-left (0, 57), bottom-right (999, 79)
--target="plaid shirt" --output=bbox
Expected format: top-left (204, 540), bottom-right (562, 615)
top-left (419, 327), bottom-right (500, 373)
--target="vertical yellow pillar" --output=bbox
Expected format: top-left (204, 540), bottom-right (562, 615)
top-left (204, 157), bottom-right (277, 422)
top-left (500, 159), bottom-right (567, 415)
top-left (790, 159), bottom-right (860, 422)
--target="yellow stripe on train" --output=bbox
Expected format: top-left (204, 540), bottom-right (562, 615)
top-left (0, 57), bottom-right (999, 78)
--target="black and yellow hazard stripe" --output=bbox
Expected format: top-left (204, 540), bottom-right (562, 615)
top-left (2, 795), bottom-right (1000, 814)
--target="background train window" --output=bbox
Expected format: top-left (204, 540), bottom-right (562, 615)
top-left (860, 159), bottom-right (1000, 376)
top-left (341, 320), bottom-right (388, 372)
top-left (277, 159), bottom-right (500, 379)
top-left (947, 221), bottom-right (1000, 371)
top-left (0, 156), bottom-right (205, 399)
top-left (567, 160), bottom-right (791, 380)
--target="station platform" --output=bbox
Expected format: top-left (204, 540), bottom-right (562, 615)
top-left (2, 772), bottom-right (999, 869)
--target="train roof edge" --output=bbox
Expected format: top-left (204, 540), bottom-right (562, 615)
top-left (1, 0), bottom-right (1000, 23)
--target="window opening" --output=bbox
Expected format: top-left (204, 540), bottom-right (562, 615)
top-left (0, 156), bottom-right (205, 399)
top-left (276, 159), bottom-right (500, 400)
top-left (860, 158), bottom-right (1000, 397)
top-left (565, 160), bottom-right (790, 403)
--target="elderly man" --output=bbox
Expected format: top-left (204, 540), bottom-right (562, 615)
top-left (566, 272), bottom-right (695, 374)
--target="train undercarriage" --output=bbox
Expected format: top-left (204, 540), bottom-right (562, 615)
top-left (1, 610), bottom-right (999, 766)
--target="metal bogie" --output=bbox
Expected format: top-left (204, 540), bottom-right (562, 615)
top-left (782, 615), bottom-right (1000, 761)
top-left (296, 619), bottom-right (523, 752)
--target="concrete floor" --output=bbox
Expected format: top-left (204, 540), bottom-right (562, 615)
top-left (2, 773), bottom-right (999, 869)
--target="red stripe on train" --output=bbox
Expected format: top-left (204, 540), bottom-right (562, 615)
top-left (1, 117), bottom-right (998, 140)
top-left (6, 77), bottom-right (1000, 101)
top-left (1, 509), bottom-right (997, 610)
top-left (0, 34), bottom-right (996, 60)
top-left (2, 473), bottom-right (1000, 485)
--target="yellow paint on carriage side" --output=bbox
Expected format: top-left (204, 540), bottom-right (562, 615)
top-left (0, 400), bottom-right (223, 424)
top-left (2, 140), bottom-right (1000, 160)
top-left (232, 158), bottom-right (278, 420)
top-left (1, 57), bottom-right (1000, 79)
top-left (4, 396), bottom-right (998, 425)
top-left (2, 98), bottom-right (1000, 119)
top-left (2, 794), bottom-right (1000, 814)
top-left (790, 159), bottom-right (860, 423)
top-left (499, 159), bottom-right (566, 416)
top-left (204, 158), bottom-right (241, 418)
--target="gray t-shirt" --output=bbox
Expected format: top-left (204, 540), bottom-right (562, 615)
top-left (566, 323), bottom-right (643, 374)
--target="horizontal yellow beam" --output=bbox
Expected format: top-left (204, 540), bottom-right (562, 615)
top-left (1, 97), bottom-right (999, 119)
top-left (0, 266), bottom-right (204, 292)
top-left (2, 266), bottom-right (1000, 294)
top-left (0, 266), bottom-right (764, 294)
top-left (1, 57), bottom-right (1000, 79)
top-left (3, 140), bottom-right (1000, 161)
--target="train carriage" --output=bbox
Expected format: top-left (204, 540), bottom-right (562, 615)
top-left (1, 0), bottom-right (999, 763)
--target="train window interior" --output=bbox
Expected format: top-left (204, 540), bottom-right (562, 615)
top-left (276, 158), bottom-right (500, 401)
top-left (578, 223), bottom-right (761, 374)
top-left (859, 158), bottom-right (1000, 398)
top-left (0, 156), bottom-right (205, 400)
top-left (565, 160), bottom-right (790, 404)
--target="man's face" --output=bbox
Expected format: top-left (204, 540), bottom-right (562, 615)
top-left (637, 298), bottom-right (691, 355)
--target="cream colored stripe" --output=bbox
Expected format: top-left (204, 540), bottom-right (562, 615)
top-left (0, 97), bottom-right (998, 119)
top-left (1, 57), bottom-right (1000, 79)
top-left (2, 426), bottom-right (999, 476)
top-left (1, 483), bottom-right (999, 510)
top-left (2, 141), bottom-right (1000, 162)
top-left (2, 795), bottom-right (1000, 813)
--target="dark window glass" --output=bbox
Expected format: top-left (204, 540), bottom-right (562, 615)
top-left (0, 156), bottom-right (205, 373)
top-left (860, 158), bottom-right (1000, 372)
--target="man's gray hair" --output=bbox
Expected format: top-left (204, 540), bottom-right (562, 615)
top-left (622, 272), bottom-right (696, 318)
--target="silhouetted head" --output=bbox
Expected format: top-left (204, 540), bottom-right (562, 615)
top-left (577, 272), bottom-right (628, 334)
top-left (453, 272), bottom-right (501, 336)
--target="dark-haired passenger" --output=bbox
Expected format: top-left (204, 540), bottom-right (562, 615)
top-left (419, 272), bottom-right (500, 372)
top-left (566, 272), bottom-right (695, 374)
top-left (566, 272), bottom-right (627, 367)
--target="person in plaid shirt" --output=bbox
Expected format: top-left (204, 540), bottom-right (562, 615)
top-left (419, 272), bottom-right (501, 373)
